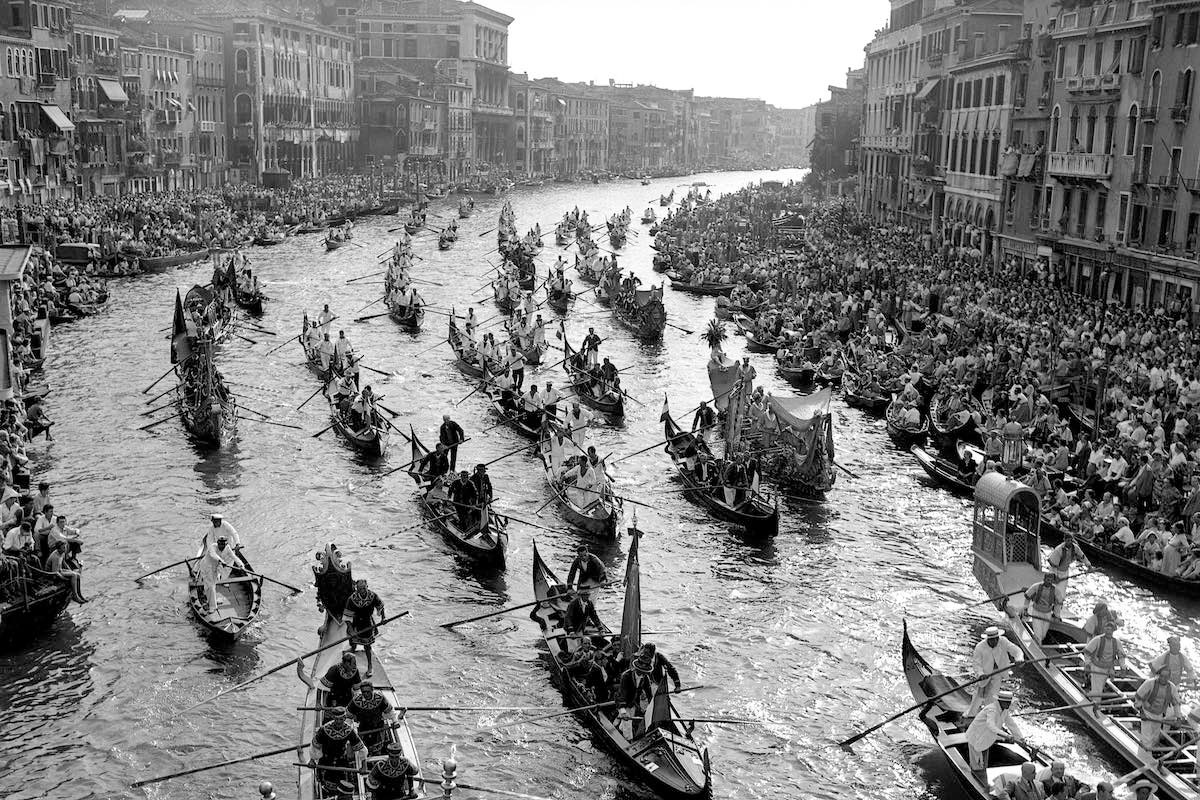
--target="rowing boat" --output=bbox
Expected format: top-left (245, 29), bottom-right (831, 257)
top-left (563, 337), bottom-right (625, 420)
top-left (234, 286), bottom-right (265, 316)
top-left (409, 431), bottom-right (509, 565)
top-left (901, 620), bottom-right (1054, 799)
top-left (325, 238), bottom-right (352, 252)
top-left (537, 429), bottom-right (621, 538)
top-left (910, 444), bottom-right (977, 497)
top-left (185, 541), bottom-right (262, 639)
top-left (928, 393), bottom-right (984, 451)
top-left (841, 372), bottom-right (889, 415)
top-left (447, 318), bottom-right (491, 380)
top-left (1040, 517), bottom-right (1200, 598)
top-left (662, 404), bottom-right (778, 537)
top-left (328, 397), bottom-right (389, 458)
top-left (885, 397), bottom-right (928, 448)
top-left (529, 541), bottom-right (710, 797)
top-left (386, 299), bottom-right (424, 330)
top-left (297, 617), bottom-right (425, 800)
top-left (486, 389), bottom-right (543, 440)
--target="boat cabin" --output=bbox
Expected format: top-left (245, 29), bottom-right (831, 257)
top-left (971, 472), bottom-right (1042, 612)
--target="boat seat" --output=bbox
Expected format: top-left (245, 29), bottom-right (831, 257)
top-left (940, 733), bottom-right (968, 747)
top-left (214, 576), bottom-right (258, 585)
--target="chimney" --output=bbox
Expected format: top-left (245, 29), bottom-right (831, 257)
top-left (997, 24), bottom-right (1010, 50)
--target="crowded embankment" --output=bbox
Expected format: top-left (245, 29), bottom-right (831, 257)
top-left (5, 168), bottom-right (1199, 800)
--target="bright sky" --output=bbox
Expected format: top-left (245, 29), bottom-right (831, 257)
top-left (493, 0), bottom-right (885, 109)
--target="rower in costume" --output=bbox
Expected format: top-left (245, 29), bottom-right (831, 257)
top-left (366, 742), bottom-right (419, 800)
top-left (346, 679), bottom-right (396, 755)
top-left (319, 651), bottom-right (362, 709)
top-left (308, 706), bottom-right (367, 795)
top-left (343, 579), bottom-right (385, 677)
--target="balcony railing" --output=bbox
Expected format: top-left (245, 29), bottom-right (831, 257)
top-left (1171, 105), bottom-right (1191, 122)
top-left (37, 72), bottom-right (57, 88)
top-left (1047, 152), bottom-right (1112, 179)
top-left (1142, 106), bottom-right (1158, 122)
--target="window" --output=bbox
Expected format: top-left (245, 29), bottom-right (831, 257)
top-left (1111, 39), bottom-right (1124, 73)
top-left (985, 77), bottom-right (994, 105)
top-left (1171, 146), bottom-right (1183, 179)
top-left (1051, 106), bottom-right (1062, 150)
top-left (1160, 209), bottom-right (1176, 246)
top-left (1069, 106), bottom-right (1081, 149)
top-left (448, 24), bottom-right (460, 34)
top-left (1095, 191), bottom-right (1107, 239)
top-left (1129, 36), bottom-right (1146, 73)
top-left (403, 23), bottom-right (416, 32)
top-left (1118, 193), bottom-right (1130, 242)
top-left (235, 49), bottom-right (248, 72)
top-left (404, 38), bottom-right (417, 57)
top-left (1104, 105), bottom-right (1116, 153)
top-left (1076, 43), bottom-right (1087, 76)
top-left (235, 93), bottom-right (251, 124)
top-left (446, 39), bottom-right (458, 58)
top-left (1056, 45), bottom-right (1066, 79)
top-left (1150, 70), bottom-right (1162, 110)
top-left (1177, 69), bottom-right (1195, 112)
top-left (1093, 41), bottom-right (1103, 75)
top-left (1188, 212), bottom-right (1200, 253)
top-left (1152, 14), bottom-right (1164, 47)
top-left (996, 75), bottom-right (1006, 105)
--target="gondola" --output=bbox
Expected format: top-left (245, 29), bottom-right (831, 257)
top-left (408, 431), bottom-right (509, 565)
top-left (547, 285), bottom-right (572, 314)
top-left (662, 404), bottom-right (778, 536)
top-left (485, 388), bottom-right (543, 440)
top-left (297, 616), bottom-right (424, 800)
top-left (0, 556), bottom-right (74, 644)
top-left (234, 286), bottom-right (265, 316)
top-left (562, 337), bottom-right (625, 420)
top-left (529, 541), bottom-right (710, 798)
top-left (666, 273), bottom-right (734, 297)
top-left (901, 620), bottom-right (1054, 799)
top-left (185, 540), bottom-right (262, 639)
top-left (776, 362), bottom-right (817, 386)
top-left (386, 298), bottom-right (424, 330)
top-left (327, 397), bottom-right (388, 458)
top-left (928, 393), bottom-right (983, 450)
top-left (253, 235), bottom-right (285, 247)
top-left (735, 319), bottom-right (781, 354)
top-left (885, 397), bottom-right (929, 448)
top-left (492, 282), bottom-right (519, 313)
top-left (447, 317), bottom-right (491, 380)
top-left (1040, 517), bottom-right (1200, 598)
top-left (537, 428), bottom-right (621, 538)
top-left (841, 372), bottom-right (890, 415)
top-left (404, 221), bottom-right (423, 236)
top-left (139, 248), bottom-right (211, 273)
top-left (324, 237), bottom-right (352, 252)
top-left (301, 338), bottom-right (335, 383)
top-left (176, 364), bottom-right (236, 448)
top-left (910, 443), bottom-right (977, 497)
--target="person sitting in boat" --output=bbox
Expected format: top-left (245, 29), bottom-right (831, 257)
top-left (366, 741), bottom-right (418, 800)
top-left (564, 587), bottom-right (603, 642)
top-left (308, 705), bottom-right (367, 795)
top-left (563, 638), bottom-right (610, 703)
top-left (1082, 601), bottom-right (1123, 637)
top-left (901, 402), bottom-right (922, 429)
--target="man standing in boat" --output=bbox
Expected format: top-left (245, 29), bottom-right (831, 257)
top-left (346, 679), bottom-right (396, 755)
top-left (439, 414), bottom-right (466, 472)
top-left (196, 534), bottom-right (239, 617)
top-left (366, 742), bottom-right (419, 799)
top-left (1133, 666), bottom-right (1183, 753)
top-left (964, 689), bottom-right (1024, 776)
top-left (308, 706), bottom-right (367, 796)
top-left (964, 626), bottom-right (1023, 719)
top-left (567, 544), bottom-right (607, 592)
top-left (344, 579), bottom-right (385, 678)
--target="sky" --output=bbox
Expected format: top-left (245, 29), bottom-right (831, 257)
top-left (492, 0), bottom-right (886, 109)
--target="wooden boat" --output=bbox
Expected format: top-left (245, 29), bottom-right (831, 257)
top-left (486, 390), bottom-right (543, 440)
top-left (1040, 517), bottom-right (1200, 598)
top-left (297, 616), bottom-right (425, 800)
top-left (0, 558), bottom-right (74, 646)
top-left (537, 429), bottom-right (621, 538)
top-left (233, 287), bottom-right (265, 316)
top-left (175, 350), bottom-right (236, 448)
top-left (404, 221), bottom-right (423, 236)
top-left (885, 397), bottom-right (928, 448)
top-left (447, 318), bottom-right (490, 380)
top-left (253, 235), bottom-right (285, 247)
top-left (328, 398), bottom-right (388, 458)
top-left (911, 444), bottom-right (977, 497)
top-left (563, 339), bottom-right (625, 420)
top-left (324, 237), bottom-right (352, 252)
top-left (294, 222), bottom-right (328, 234)
top-left (610, 288), bottom-right (666, 341)
top-left (302, 338), bottom-right (334, 383)
top-left (929, 393), bottom-right (983, 450)
top-left (387, 299), bottom-right (424, 330)
top-left (492, 282), bottom-right (519, 313)
top-left (901, 620), bottom-right (1054, 799)
top-left (667, 275), bottom-right (734, 297)
top-left (547, 285), bottom-right (572, 314)
top-left (972, 474), bottom-right (1200, 800)
top-left (139, 248), bottom-right (211, 273)
top-left (735, 318), bottom-right (781, 354)
top-left (841, 372), bottom-right (890, 415)
top-left (776, 362), bottom-right (817, 386)
top-left (185, 540), bottom-right (262, 639)
top-left (662, 405), bottom-right (778, 536)
top-left (529, 542), bottom-right (710, 797)
top-left (408, 431), bottom-right (509, 565)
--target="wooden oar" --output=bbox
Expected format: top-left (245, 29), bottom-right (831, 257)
top-left (412, 338), bottom-right (450, 358)
top-left (297, 383), bottom-right (327, 411)
top-left (265, 333), bottom-right (301, 356)
top-left (133, 557), bottom-right (197, 582)
top-left (238, 569), bottom-right (304, 594)
top-left (296, 703), bottom-right (559, 712)
top-left (139, 412), bottom-right (180, 431)
top-left (141, 364), bottom-right (177, 394)
top-left (238, 417), bottom-right (304, 431)
top-left (1010, 698), bottom-right (1127, 717)
top-left (833, 461), bottom-right (860, 479)
top-left (1113, 732), bottom-right (1196, 786)
top-left (181, 612), bottom-right (411, 713)
top-left (353, 297), bottom-right (384, 315)
top-left (485, 684), bottom-right (705, 731)
top-left (837, 651), bottom-right (1077, 749)
top-left (144, 384), bottom-right (178, 405)
top-left (356, 311), bottom-right (390, 323)
top-left (131, 744), bottom-right (301, 788)
top-left (675, 717), bottom-right (762, 725)
top-left (963, 569), bottom-right (1101, 609)
top-left (312, 422), bottom-right (337, 439)
top-left (349, 271), bottom-right (384, 284)
top-left (140, 402), bottom-right (175, 417)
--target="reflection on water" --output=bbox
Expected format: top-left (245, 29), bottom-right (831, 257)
top-left (3, 169), bottom-right (1193, 799)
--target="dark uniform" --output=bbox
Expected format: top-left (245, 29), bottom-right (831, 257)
top-left (448, 474), bottom-right (478, 530)
top-left (321, 659), bottom-right (362, 708)
top-left (366, 743), bottom-right (419, 800)
top-left (344, 588), bottom-right (384, 647)
top-left (566, 552), bottom-right (607, 589)
top-left (346, 686), bottom-right (393, 754)
top-left (564, 595), bottom-right (602, 634)
top-left (311, 713), bottom-right (366, 795)
top-left (419, 448), bottom-right (450, 481)
top-left (439, 419), bottom-right (465, 471)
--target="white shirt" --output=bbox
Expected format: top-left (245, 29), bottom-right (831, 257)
top-left (965, 700), bottom-right (1021, 752)
top-left (972, 637), bottom-right (1023, 676)
top-left (205, 520), bottom-right (241, 548)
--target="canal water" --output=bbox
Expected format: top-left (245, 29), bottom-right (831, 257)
top-left (2, 168), bottom-right (1196, 800)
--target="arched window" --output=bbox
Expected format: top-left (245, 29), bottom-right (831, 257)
top-left (6, 48), bottom-right (12, 77)
top-left (1125, 104), bottom-right (1139, 155)
top-left (1069, 107), bottom-right (1081, 149)
top-left (1177, 68), bottom-right (1195, 114)
top-left (1104, 105), bottom-right (1116, 153)
top-left (1150, 70), bottom-right (1162, 110)
top-left (1086, 106), bottom-right (1098, 152)
top-left (235, 49), bottom-right (249, 72)
top-left (235, 93), bottom-right (252, 125)
top-left (1050, 106), bottom-right (1061, 151)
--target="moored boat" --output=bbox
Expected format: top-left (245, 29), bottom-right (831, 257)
top-left (139, 248), bottom-right (211, 273)
top-left (841, 371), bottom-right (890, 415)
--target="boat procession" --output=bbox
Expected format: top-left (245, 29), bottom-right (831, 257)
top-left (11, 153), bottom-right (1200, 800)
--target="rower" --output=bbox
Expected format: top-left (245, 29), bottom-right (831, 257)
top-left (564, 587), bottom-right (602, 642)
top-left (508, 346), bottom-right (526, 392)
top-left (205, 513), bottom-right (241, 550)
top-left (334, 330), bottom-right (354, 366)
top-left (599, 358), bottom-right (621, 391)
top-left (1134, 666), bottom-right (1183, 753)
top-left (693, 401), bottom-right (716, 434)
top-left (344, 578), bottom-right (385, 678)
top-left (965, 690), bottom-right (1023, 777)
top-left (439, 415), bottom-right (466, 472)
top-left (567, 543), bottom-right (607, 592)
top-left (566, 402), bottom-right (591, 449)
top-left (1021, 573), bottom-right (1061, 643)
top-left (419, 442), bottom-right (451, 484)
top-left (1149, 636), bottom-right (1197, 690)
top-left (964, 626), bottom-right (1023, 718)
top-left (582, 327), bottom-right (602, 368)
top-left (1082, 601), bottom-right (1123, 637)
top-left (470, 464), bottom-right (493, 528)
top-left (365, 742), bottom-right (419, 800)
top-left (318, 651), bottom-right (363, 709)
top-left (543, 381), bottom-right (560, 418)
top-left (1082, 621), bottom-right (1126, 710)
top-left (318, 333), bottom-right (335, 370)
top-left (346, 679), bottom-right (395, 755)
top-left (197, 534), bottom-right (239, 617)
top-left (618, 645), bottom-right (671, 739)
top-left (318, 304), bottom-right (334, 335)
top-left (1045, 535), bottom-right (1091, 596)
top-left (447, 470), bottom-right (478, 530)
top-left (307, 706), bottom-right (367, 796)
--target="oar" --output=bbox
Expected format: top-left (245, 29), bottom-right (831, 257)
top-left (296, 703), bottom-right (560, 712)
top-left (356, 311), bottom-right (390, 323)
top-left (364, 514), bottom-right (454, 545)
top-left (230, 332), bottom-right (259, 346)
top-left (181, 612), bottom-right (411, 713)
top-left (1113, 733), bottom-right (1197, 786)
top-left (144, 384), bottom-right (178, 405)
top-left (265, 334), bottom-right (301, 356)
top-left (353, 297), bottom-right (384, 315)
top-left (357, 362), bottom-right (395, 378)
top-left (674, 717), bottom-right (763, 726)
top-left (963, 569), bottom-right (1101, 609)
top-left (665, 321), bottom-right (695, 335)
top-left (837, 651), bottom-right (1076, 749)
top-left (1010, 698), bottom-right (1127, 717)
top-left (237, 417), bottom-right (304, 431)
top-left (833, 461), bottom-right (860, 479)
top-left (297, 383), bottom-right (327, 411)
top-left (140, 402), bottom-right (175, 417)
top-left (131, 744), bottom-right (301, 788)
top-left (485, 684), bottom-right (705, 731)
top-left (478, 226), bottom-right (499, 238)
top-left (312, 422), bottom-right (337, 439)
top-left (139, 412), bottom-right (180, 432)
top-left (141, 364), bottom-right (177, 394)
top-left (415, 777), bottom-right (554, 800)
top-left (440, 597), bottom-right (553, 629)
top-left (133, 557), bottom-right (197, 582)
top-left (238, 569), bottom-right (304, 594)
top-left (412, 338), bottom-right (450, 358)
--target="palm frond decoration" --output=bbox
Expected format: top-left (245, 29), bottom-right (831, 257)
top-left (702, 319), bottom-right (727, 350)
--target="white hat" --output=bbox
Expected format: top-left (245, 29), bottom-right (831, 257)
top-left (211, 513), bottom-right (223, 520)
top-left (982, 626), bottom-right (1003, 640)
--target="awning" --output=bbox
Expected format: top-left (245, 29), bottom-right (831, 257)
top-left (39, 104), bottom-right (74, 132)
top-left (166, 98), bottom-right (182, 110)
top-left (915, 78), bottom-right (941, 101)
top-left (96, 79), bottom-right (128, 103)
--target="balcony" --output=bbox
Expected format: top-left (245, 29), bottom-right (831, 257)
top-left (1131, 167), bottom-right (1149, 184)
top-left (926, 52), bottom-right (943, 67)
top-left (471, 100), bottom-right (513, 117)
top-left (1047, 152), bottom-right (1112, 180)
top-left (37, 72), bottom-right (57, 88)
top-left (1171, 105), bottom-right (1191, 123)
top-left (155, 110), bottom-right (179, 126)
top-left (93, 54), bottom-right (119, 75)
top-left (1142, 106), bottom-right (1158, 122)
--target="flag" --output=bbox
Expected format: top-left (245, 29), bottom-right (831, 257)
top-left (171, 290), bottom-right (191, 363)
top-left (659, 396), bottom-right (670, 423)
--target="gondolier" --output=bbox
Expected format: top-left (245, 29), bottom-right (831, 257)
top-left (196, 534), bottom-right (238, 617)
top-left (439, 415), bottom-right (466, 471)
top-left (1045, 536), bottom-right (1090, 595)
top-left (346, 679), bottom-right (396, 754)
top-left (566, 544), bottom-right (607, 592)
top-left (448, 471), bottom-right (479, 531)
top-left (1134, 667), bottom-right (1183, 750)
top-left (1082, 621), bottom-right (1126, 707)
top-left (307, 706), bottom-right (367, 795)
top-left (1022, 573), bottom-right (1061, 643)
top-left (365, 742), bottom-right (419, 799)
top-left (343, 579), bottom-right (385, 678)
top-left (582, 327), bottom-right (602, 368)
top-left (316, 651), bottom-right (363, 708)
top-left (965, 689), bottom-right (1023, 774)
top-left (205, 513), bottom-right (241, 549)
top-left (964, 626), bottom-right (1023, 718)
top-left (1150, 636), bottom-right (1197, 689)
